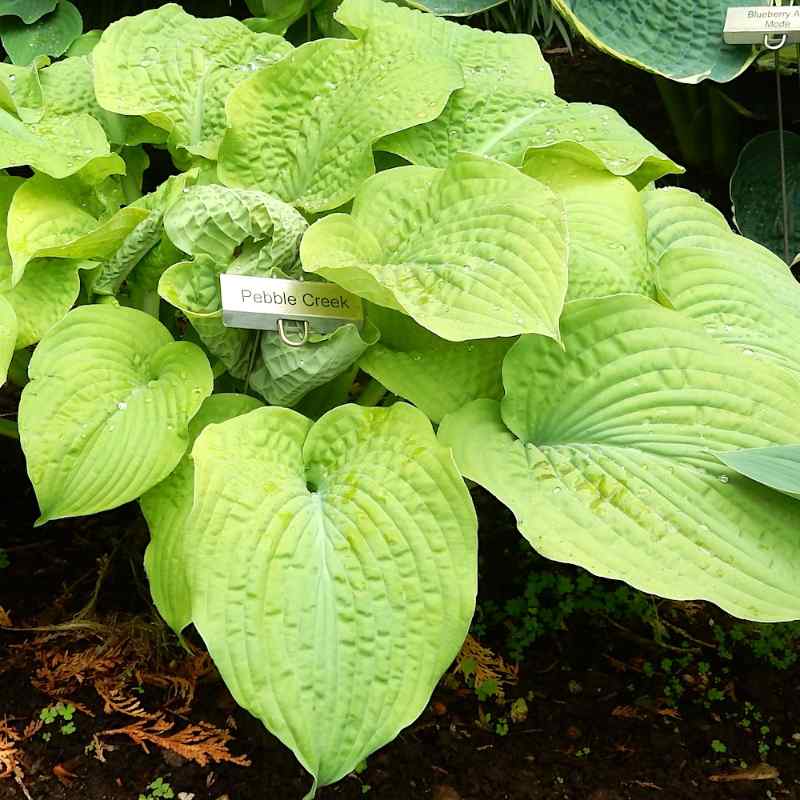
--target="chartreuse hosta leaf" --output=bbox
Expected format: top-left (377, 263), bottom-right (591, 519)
top-left (339, 0), bottom-right (553, 165)
top-left (4, 259), bottom-right (91, 349)
top-left (522, 153), bottom-right (654, 301)
top-left (0, 106), bottom-right (112, 180)
top-left (218, 0), bottom-right (463, 213)
top-left (359, 304), bottom-right (512, 423)
top-left (19, 305), bottom-right (213, 524)
top-left (140, 393), bottom-right (262, 635)
top-left (38, 56), bottom-right (168, 146)
top-left (0, 61), bottom-right (45, 122)
top-left (550, 0), bottom-right (755, 84)
top-left (658, 238), bottom-right (800, 377)
top-left (0, 175), bottom-right (87, 349)
top-left (301, 154), bottom-right (567, 342)
top-left (0, 295), bottom-right (17, 385)
top-left (163, 184), bottom-right (307, 272)
top-left (92, 3), bottom-right (292, 159)
top-left (642, 188), bottom-right (800, 378)
top-left (369, 2), bottom-right (680, 189)
top-left (439, 295), bottom-right (800, 622)
top-left (0, 174), bottom-right (23, 270)
top-left (184, 403), bottom-right (477, 792)
top-left (641, 186), bottom-right (730, 265)
top-left (7, 171), bottom-right (147, 285)
top-left (159, 256), bottom-right (253, 381)
top-left (253, 322), bottom-right (379, 407)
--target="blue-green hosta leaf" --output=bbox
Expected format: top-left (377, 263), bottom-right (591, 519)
top-left (714, 446), bottom-right (800, 501)
top-left (359, 304), bottom-right (512, 423)
top-left (140, 393), bottom-right (263, 635)
top-left (0, 294), bottom-right (16, 385)
top-left (0, 1), bottom-right (82, 65)
top-left (550, 0), bottom-right (756, 84)
top-left (730, 131), bottom-right (800, 262)
top-left (522, 153), bottom-right (654, 301)
top-left (641, 186), bottom-right (730, 265)
top-left (38, 56), bottom-right (168, 146)
top-left (300, 154), bottom-right (567, 342)
top-left (405, 0), bottom-right (508, 15)
top-left (92, 4), bottom-right (292, 160)
top-left (185, 402), bottom-right (477, 789)
top-left (252, 322), bottom-right (379, 407)
top-left (0, 107), bottom-right (112, 181)
top-left (19, 305), bottom-right (213, 524)
top-left (65, 28), bottom-right (101, 56)
top-left (218, 0), bottom-right (463, 213)
top-left (163, 185), bottom-right (307, 272)
top-left (0, 0), bottom-right (57, 23)
top-left (439, 294), bottom-right (800, 622)
top-left (7, 171), bottom-right (147, 284)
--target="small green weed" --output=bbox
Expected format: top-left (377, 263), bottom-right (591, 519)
top-left (711, 739), bottom-right (727, 754)
top-left (39, 702), bottom-right (77, 740)
top-left (138, 777), bottom-right (174, 800)
top-left (0, 548), bottom-right (8, 569)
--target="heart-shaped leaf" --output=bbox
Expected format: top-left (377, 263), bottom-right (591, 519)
top-left (185, 402), bottom-right (477, 790)
top-left (19, 304), bottom-right (213, 524)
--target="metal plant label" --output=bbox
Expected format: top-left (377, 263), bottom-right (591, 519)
top-left (220, 274), bottom-right (364, 333)
top-left (724, 6), bottom-right (800, 44)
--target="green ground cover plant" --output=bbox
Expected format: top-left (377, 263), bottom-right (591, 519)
top-left (3, 1), bottom-right (800, 797)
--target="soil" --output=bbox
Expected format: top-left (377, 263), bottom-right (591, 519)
top-left (2, 425), bottom-right (800, 800)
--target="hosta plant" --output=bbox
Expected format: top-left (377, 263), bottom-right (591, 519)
top-left (3, 1), bottom-right (800, 796)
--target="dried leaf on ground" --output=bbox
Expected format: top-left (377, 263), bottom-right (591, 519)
top-left (453, 635), bottom-right (518, 701)
top-left (99, 717), bottom-right (251, 768)
top-left (709, 764), bottom-right (779, 782)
